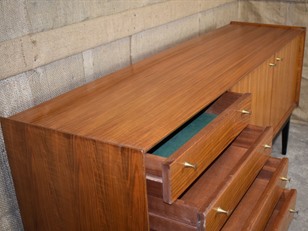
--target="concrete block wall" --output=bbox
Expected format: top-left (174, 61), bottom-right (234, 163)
top-left (0, 1), bottom-right (238, 230)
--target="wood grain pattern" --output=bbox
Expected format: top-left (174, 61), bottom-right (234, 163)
top-left (149, 213), bottom-right (197, 231)
top-left (8, 23), bottom-right (304, 152)
top-left (148, 125), bottom-right (272, 230)
top-left (222, 157), bottom-right (289, 231)
top-left (1, 22), bottom-right (305, 231)
top-left (230, 55), bottom-right (274, 127)
top-left (265, 189), bottom-right (297, 231)
top-left (144, 92), bottom-right (251, 203)
top-left (230, 29), bottom-right (305, 138)
top-left (163, 92), bottom-right (251, 203)
top-left (271, 39), bottom-right (298, 134)
top-left (1, 118), bottom-right (148, 231)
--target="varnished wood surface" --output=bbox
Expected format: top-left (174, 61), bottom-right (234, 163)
top-left (230, 55), bottom-right (274, 127)
top-left (149, 213), bottom-right (197, 231)
top-left (148, 125), bottom-right (272, 230)
top-left (1, 119), bottom-right (149, 231)
top-left (6, 22), bottom-right (305, 151)
top-left (265, 189), bottom-right (297, 231)
top-left (222, 157), bottom-right (289, 231)
top-left (145, 92), bottom-right (251, 203)
top-left (230, 28), bottom-right (305, 138)
top-left (163, 92), bottom-right (251, 203)
top-left (144, 92), bottom-right (251, 203)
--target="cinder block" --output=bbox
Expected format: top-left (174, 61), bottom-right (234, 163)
top-left (287, 3), bottom-right (308, 75)
top-left (293, 78), bottom-right (308, 123)
top-left (0, 129), bottom-right (20, 218)
top-left (200, 1), bottom-right (239, 34)
top-left (200, 0), bottom-right (237, 11)
top-left (83, 50), bottom-right (95, 82)
top-left (28, 54), bottom-right (86, 105)
top-left (0, 0), bottom-right (30, 42)
top-left (238, 1), bottom-right (288, 24)
top-left (0, 73), bottom-right (34, 118)
top-left (131, 14), bottom-right (199, 63)
top-left (0, 211), bottom-right (23, 231)
top-left (25, 0), bottom-right (167, 34)
top-left (90, 37), bottom-right (131, 80)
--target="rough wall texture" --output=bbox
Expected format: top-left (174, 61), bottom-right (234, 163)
top-left (0, 1), bottom-right (238, 230)
top-left (239, 0), bottom-right (308, 124)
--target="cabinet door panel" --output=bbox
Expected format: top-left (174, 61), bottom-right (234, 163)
top-left (230, 56), bottom-right (274, 127)
top-left (271, 39), bottom-right (298, 132)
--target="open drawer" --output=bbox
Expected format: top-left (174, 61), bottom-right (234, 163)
top-left (222, 157), bottom-right (290, 231)
top-left (145, 92), bottom-right (251, 203)
top-left (148, 125), bottom-right (272, 231)
top-left (265, 189), bottom-right (297, 231)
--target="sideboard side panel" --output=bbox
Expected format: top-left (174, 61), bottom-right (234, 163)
top-left (1, 118), bottom-right (149, 231)
top-left (294, 31), bottom-right (306, 105)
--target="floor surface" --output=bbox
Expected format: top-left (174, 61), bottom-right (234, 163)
top-left (272, 122), bottom-right (308, 230)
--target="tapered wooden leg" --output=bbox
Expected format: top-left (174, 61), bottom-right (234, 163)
top-left (281, 118), bottom-right (290, 155)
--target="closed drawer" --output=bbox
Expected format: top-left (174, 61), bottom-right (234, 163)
top-left (146, 92), bottom-right (251, 203)
top-left (150, 213), bottom-right (197, 231)
top-left (148, 125), bottom-right (272, 231)
top-left (222, 157), bottom-right (290, 231)
top-left (265, 189), bottom-right (297, 231)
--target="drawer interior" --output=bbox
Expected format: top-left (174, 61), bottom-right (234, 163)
top-left (149, 112), bottom-right (217, 158)
top-left (148, 125), bottom-right (270, 228)
top-left (146, 91), bottom-right (248, 169)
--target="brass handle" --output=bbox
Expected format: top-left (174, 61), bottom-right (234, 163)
top-left (269, 63), bottom-right (276, 67)
top-left (280, 176), bottom-right (291, 182)
top-left (240, 110), bottom-right (251, 115)
top-left (276, 57), bottom-right (284, 61)
top-left (289, 209), bottom-right (299, 214)
top-left (264, 144), bottom-right (272, 149)
top-left (215, 207), bottom-right (230, 216)
top-left (183, 162), bottom-right (197, 170)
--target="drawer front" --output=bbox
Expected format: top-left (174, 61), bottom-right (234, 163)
top-left (149, 213), bottom-right (197, 231)
top-left (265, 189), bottom-right (297, 231)
top-left (222, 157), bottom-right (291, 231)
top-left (204, 126), bottom-right (272, 231)
top-left (162, 93), bottom-right (251, 203)
top-left (241, 158), bottom-right (289, 231)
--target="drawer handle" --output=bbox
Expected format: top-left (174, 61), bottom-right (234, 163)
top-left (264, 144), bottom-right (271, 149)
top-left (289, 209), bottom-right (299, 214)
top-left (269, 63), bottom-right (276, 67)
top-left (215, 207), bottom-right (230, 216)
top-left (280, 176), bottom-right (291, 182)
top-left (240, 110), bottom-right (251, 115)
top-left (183, 162), bottom-right (197, 170)
top-left (276, 57), bottom-right (284, 61)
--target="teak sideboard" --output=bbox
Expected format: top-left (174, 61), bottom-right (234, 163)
top-left (1, 22), bottom-right (306, 231)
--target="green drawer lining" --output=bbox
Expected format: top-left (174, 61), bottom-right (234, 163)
top-left (150, 113), bottom-right (217, 158)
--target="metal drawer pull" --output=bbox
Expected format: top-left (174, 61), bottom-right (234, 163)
top-left (264, 144), bottom-right (271, 149)
top-left (240, 110), bottom-right (251, 115)
top-left (289, 209), bottom-right (299, 214)
top-left (183, 162), bottom-right (197, 170)
top-left (280, 176), bottom-right (291, 182)
top-left (215, 207), bottom-right (230, 215)
top-left (269, 63), bottom-right (276, 67)
top-left (276, 57), bottom-right (284, 61)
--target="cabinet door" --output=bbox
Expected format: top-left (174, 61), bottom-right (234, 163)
top-left (270, 38), bottom-right (300, 134)
top-left (230, 56), bottom-right (274, 127)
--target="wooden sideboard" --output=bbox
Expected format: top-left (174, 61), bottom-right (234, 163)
top-left (1, 22), bottom-right (305, 230)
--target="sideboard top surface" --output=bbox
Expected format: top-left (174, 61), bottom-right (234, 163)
top-left (7, 22), bottom-right (305, 151)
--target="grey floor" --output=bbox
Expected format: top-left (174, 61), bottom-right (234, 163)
top-left (272, 122), bottom-right (308, 230)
